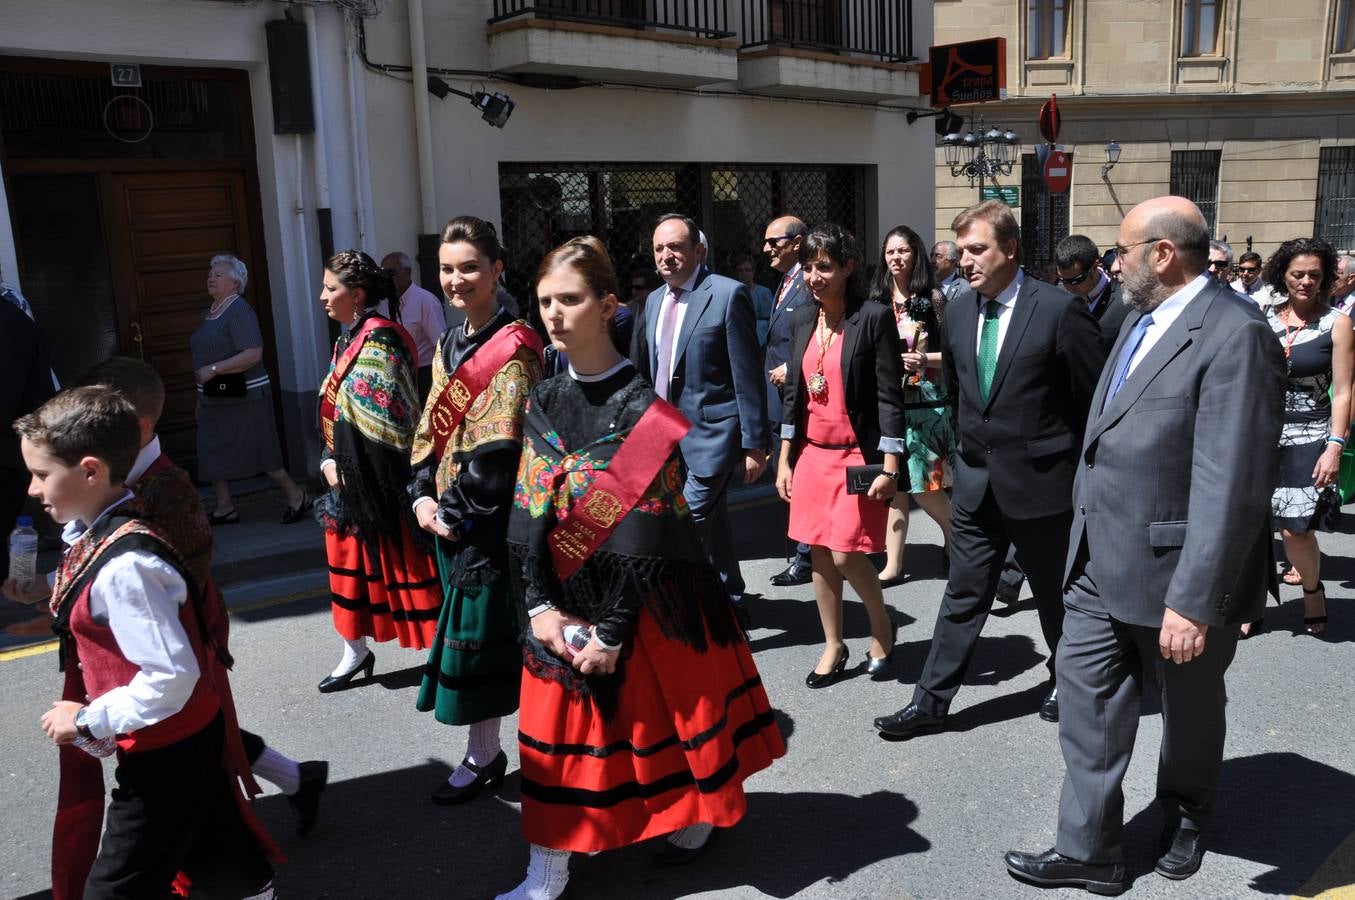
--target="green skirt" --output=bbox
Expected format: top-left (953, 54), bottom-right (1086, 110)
top-left (415, 541), bottom-right (522, 726)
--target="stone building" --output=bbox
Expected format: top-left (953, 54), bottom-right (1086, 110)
top-left (933, 0), bottom-right (1355, 268)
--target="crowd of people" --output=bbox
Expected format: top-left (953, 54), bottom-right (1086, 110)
top-left (1, 192), bottom-right (1350, 899)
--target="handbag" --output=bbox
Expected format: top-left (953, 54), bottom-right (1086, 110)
top-left (203, 372), bottom-right (247, 398)
top-left (1314, 485), bottom-right (1343, 531)
top-left (846, 464), bottom-right (886, 495)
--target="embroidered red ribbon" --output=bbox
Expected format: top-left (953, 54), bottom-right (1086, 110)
top-left (319, 316), bottom-right (417, 451)
top-left (424, 322), bottom-right (543, 462)
top-left (548, 399), bottom-right (691, 581)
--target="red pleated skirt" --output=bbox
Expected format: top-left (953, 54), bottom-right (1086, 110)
top-left (326, 521), bottom-right (441, 649)
top-left (518, 609), bottom-right (786, 853)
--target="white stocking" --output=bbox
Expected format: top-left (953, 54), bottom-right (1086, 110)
top-left (331, 636), bottom-right (369, 678)
top-left (495, 845), bottom-right (571, 900)
top-left (449, 716), bottom-right (502, 787)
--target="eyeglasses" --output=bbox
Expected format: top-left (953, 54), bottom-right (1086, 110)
top-left (1208, 259), bottom-right (1231, 269)
top-left (763, 236), bottom-right (793, 247)
top-left (1057, 269), bottom-right (1094, 286)
top-left (1113, 237), bottom-right (1163, 257)
top-left (1237, 266), bottom-right (1260, 274)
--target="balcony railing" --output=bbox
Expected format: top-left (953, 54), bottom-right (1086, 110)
top-left (740, 0), bottom-right (914, 63)
top-left (489, 1), bottom-right (736, 40)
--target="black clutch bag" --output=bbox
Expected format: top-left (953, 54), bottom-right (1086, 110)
top-left (203, 372), bottom-right (247, 397)
top-left (846, 464), bottom-right (886, 495)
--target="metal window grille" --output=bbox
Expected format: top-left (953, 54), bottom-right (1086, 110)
top-left (740, 0), bottom-right (914, 62)
top-left (1181, 0), bottom-right (1220, 57)
top-left (1027, 0), bottom-right (1067, 60)
top-left (1315, 146), bottom-right (1355, 251)
top-left (488, 0), bottom-right (735, 38)
top-left (497, 162), bottom-right (865, 302)
top-left (1020, 153), bottom-right (1069, 274)
top-left (1170, 150), bottom-right (1221, 233)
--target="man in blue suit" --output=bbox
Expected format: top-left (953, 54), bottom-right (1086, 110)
top-left (632, 213), bottom-right (770, 620)
top-left (762, 215), bottom-right (816, 587)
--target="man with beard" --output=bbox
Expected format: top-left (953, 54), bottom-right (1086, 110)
top-left (1005, 196), bottom-right (1284, 893)
top-left (873, 201), bottom-right (1104, 740)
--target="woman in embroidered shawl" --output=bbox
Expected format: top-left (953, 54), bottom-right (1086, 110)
top-left (315, 250), bottom-right (440, 692)
top-left (496, 237), bottom-right (784, 900)
top-left (409, 216), bottom-right (544, 804)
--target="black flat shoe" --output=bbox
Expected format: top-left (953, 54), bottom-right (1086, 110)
top-left (805, 643), bottom-right (848, 688)
top-left (317, 650), bottom-right (376, 693)
top-left (1039, 686), bottom-right (1059, 723)
top-left (1303, 584), bottom-right (1329, 635)
top-left (288, 760), bottom-right (329, 836)
top-left (208, 508), bottom-right (240, 526)
top-left (431, 751), bottom-right (508, 805)
top-left (874, 703), bottom-right (946, 740)
top-left (652, 827), bottom-right (721, 867)
top-left (770, 565), bottom-right (812, 587)
top-left (1004, 848), bottom-right (1128, 895)
top-left (1155, 825), bottom-right (1203, 880)
top-left (280, 491), bottom-right (313, 525)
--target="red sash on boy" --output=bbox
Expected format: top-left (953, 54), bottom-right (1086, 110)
top-left (319, 315), bottom-right (418, 450)
top-left (425, 322), bottom-right (542, 461)
top-left (548, 400), bottom-right (691, 581)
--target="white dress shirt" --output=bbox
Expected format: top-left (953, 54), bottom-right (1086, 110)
top-left (974, 269), bottom-right (1025, 357)
top-left (64, 491), bottom-right (198, 740)
top-left (1122, 272), bottom-right (1211, 380)
top-left (653, 268), bottom-right (702, 390)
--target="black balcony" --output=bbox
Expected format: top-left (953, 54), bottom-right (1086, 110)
top-left (740, 0), bottom-right (914, 63)
top-left (489, 1), bottom-right (735, 40)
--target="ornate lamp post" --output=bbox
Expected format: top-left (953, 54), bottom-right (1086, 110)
top-left (941, 114), bottom-right (1020, 197)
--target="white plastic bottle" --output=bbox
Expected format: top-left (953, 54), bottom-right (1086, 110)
top-left (8, 516), bottom-right (38, 590)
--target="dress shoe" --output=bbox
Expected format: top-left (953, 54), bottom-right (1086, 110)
top-left (1004, 848), bottom-right (1127, 895)
top-left (873, 703), bottom-right (945, 740)
top-left (866, 648), bottom-right (894, 676)
top-left (1039, 686), bottom-right (1059, 723)
top-left (317, 650), bottom-right (376, 693)
top-left (770, 564), bottom-right (812, 587)
top-left (1155, 825), bottom-right (1203, 880)
top-left (431, 751), bottom-right (508, 805)
top-left (288, 760), bottom-right (329, 836)
top-left (652, 827), bottom-right (721, 867)
top-left (805, 644), bottom-right (848, 688)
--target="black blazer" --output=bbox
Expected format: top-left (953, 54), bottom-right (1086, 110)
top-left (763, 270), bottom-right (813, 426)
top-left (1086, 277), bottom-right (1129, 351)
top-left (943, 273), bottom-right (1107, 519)
top-left (782, 297), bottom-right (905, 466)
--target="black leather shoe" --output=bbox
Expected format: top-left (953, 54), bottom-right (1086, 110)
top-left (1155, 825), bottom-right (1203, 880)
top-left (431, 751), bottom-right (508, 805)
top-left (317, 650), bottom-right (376, 693)
top-left (873, 703), bottom-right (946, 740)
top-left (288, 760), bottom-right (328, 836)
top-left (653, 827), bottom-right (721, 867)
top-left (770, 565), bottom-right (812, 587)
top-left (805, 643), bottom-right (848, 688)
top-left (1004, 848), bottom-right (1128, 895)
top-left (1040, 686), bottom-right (1059, 723)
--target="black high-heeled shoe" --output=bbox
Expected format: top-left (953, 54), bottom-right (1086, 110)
top-left (866, 647), bottom-right (895, 676)
top-left (317, 650), bottom-right (376, 693)
top-left (805, 643), bottom-right (849, 689)
top-left (431, 751), bottom-right (508, 805)
top-left (1303, 584), bottom-right (1329, 636)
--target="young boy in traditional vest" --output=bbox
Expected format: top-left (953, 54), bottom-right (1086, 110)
top-left (17, 386), bottom-right (278, 899)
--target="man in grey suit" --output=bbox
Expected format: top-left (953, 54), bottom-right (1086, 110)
top-left (1006, 197), bottom-right (1285, 894)
top-left (932, 240), bottom-right (965, 301)
top-left (632, 213), bottom-right (769, 620)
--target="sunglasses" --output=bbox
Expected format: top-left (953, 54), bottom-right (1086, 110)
top-left (1237, 266), bottom-right (1260, 274)
top-left (1208, 260), bottom-right (1231, 269)
top-left (763, 235), bottom-right (793, 247)
top-left (1057, 269), bottom-right (1094, 286)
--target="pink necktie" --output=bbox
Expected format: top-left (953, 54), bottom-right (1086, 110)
top-left (775, 271), bottom-right (793, 307)
top-left (654, 288), bottom-right (683, 400)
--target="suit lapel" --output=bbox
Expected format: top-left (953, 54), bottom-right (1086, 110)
top-left (983, 277), bottom-right (1039, 410)
top-left (949, 291), bottom-right (979, 399)
top-left (672, 268), bottom-right (714, 369)
top-left (645, 285), bottom-right (664, 379)
top-left (769, 274), bottom-right (803, 331)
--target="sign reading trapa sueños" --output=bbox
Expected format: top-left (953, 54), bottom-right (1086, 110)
top-left (926, 38), bottom-right (1007, 106)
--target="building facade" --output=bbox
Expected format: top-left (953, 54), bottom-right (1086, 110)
top-left (933, 0), bottom-right (1355, 269)
top-left (1, 0), bottom-right (937, 478)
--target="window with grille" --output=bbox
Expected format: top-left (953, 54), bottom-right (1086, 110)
top-left (496, 162), bottom-right (865, 304)
top-left (1337, 0), bottom-right (1355, 53)
top-left (1170, 150), bottom-right (1221, 232)
top-left (1020, 153), bottom-right (1069, 274)
top-left (1181, 0), bottom-right (1220, 57)
top-left (1027, 0), bottom-right (1068, 60)
top-left (1315, 147), bottom-right (1355, 252)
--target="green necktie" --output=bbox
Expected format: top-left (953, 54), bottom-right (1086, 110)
top-left (978, 299), bottom-right (1001, 403)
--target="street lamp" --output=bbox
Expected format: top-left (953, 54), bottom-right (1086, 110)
top-left (1100, 140), bottom-right (1121, 179)
top-left (941, 114), bottom-right (1020, 195)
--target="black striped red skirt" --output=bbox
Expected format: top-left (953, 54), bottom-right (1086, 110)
top-left (326, 522), bottom-right (441, 649)
top-left (517, 609), bottom-right (785, 853)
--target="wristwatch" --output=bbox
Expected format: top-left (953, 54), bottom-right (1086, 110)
top-left (881, 470), bottom-right (901, 485)
top-left (74, 706), bottom-right (95, 741)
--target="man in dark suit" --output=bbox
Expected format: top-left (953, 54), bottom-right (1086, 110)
top-left (1056, 234), bottom-right (1129, 351)
top-left (873, 200), bottom-right (1106, 740)
top-left (0, 294), bottom-right (55, 576)
top-left (1005, 197), bottom-right (1285, 893)
top-left (762, 215), bottom-right (816, 587)
top-left (932, 240), bottom-right (965, 302)
top-left (632, 213), bottom-right (769, 617)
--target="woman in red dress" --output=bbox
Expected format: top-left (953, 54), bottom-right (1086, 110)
top-left (776, 224), bottom-right (907, 687)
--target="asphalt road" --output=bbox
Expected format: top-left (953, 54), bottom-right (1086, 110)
top-left (2, 498), bottom-right (1352, 900)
